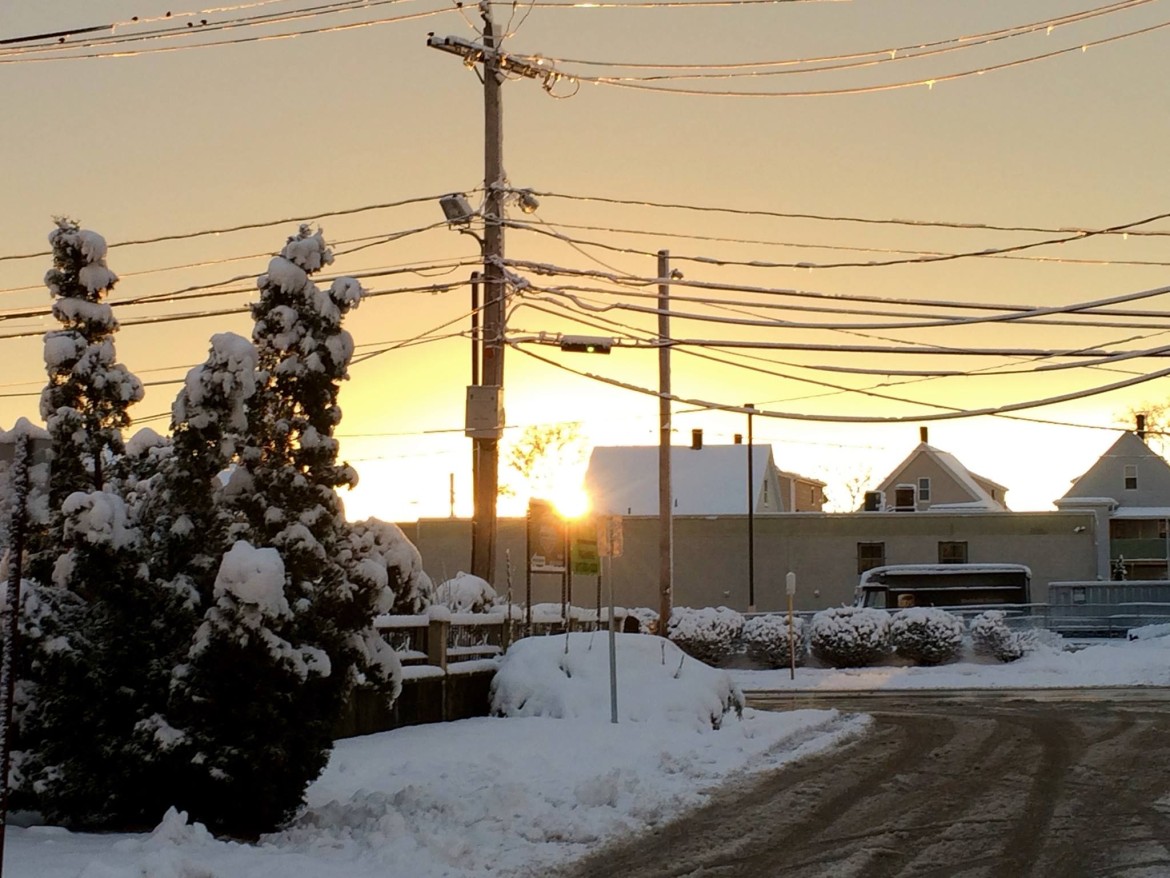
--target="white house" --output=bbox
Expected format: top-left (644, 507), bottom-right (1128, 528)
top-left (584, 436), bottom-right (825, 516)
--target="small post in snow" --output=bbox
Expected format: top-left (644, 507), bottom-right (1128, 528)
top-left (786, 572), bottom-right (797, 682)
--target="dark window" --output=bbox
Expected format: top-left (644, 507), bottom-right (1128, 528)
top-left (894, 485), bottom-right (916, 511)
top-left (857, 542), bottom-right (886, 574)
top-left (938, 541), bottom-right (968, 564)
top-left (1125, 465), bottom-right (1138, 490)
top-left (918, 477), bottom-right (931, 502)
top-left (1111, 518), bottom-right (1166, 540)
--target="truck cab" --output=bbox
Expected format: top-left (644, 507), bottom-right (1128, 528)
top-left (855, 563), bottom-right (1032, 610)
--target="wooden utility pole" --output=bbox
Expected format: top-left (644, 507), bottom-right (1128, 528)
top-left (475, 4), bottom-right (505, 586)
top-left (657, 250), bottom-right (673, 634)
top-left (746, 403), bottom-right (756, 613)
top-left (428, 9), bottom-right (555, 588)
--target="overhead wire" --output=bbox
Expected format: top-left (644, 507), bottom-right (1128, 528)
top-left (504, 208), bottom-right (1170, 270)
top-left (0, 190), bottom-right (474, 263)
top-left (511, 343), bottom-right (1170, 423)
top-left (522, 0), bottom-right (1154, 70)
top-left (556, 18), bottom-right (1170, 97)
top-left (0, 5), bottom-right (455, 64)
top-left (528, 190), bottom-right (1170, 238)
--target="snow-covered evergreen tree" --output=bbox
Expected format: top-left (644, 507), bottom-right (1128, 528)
top-left (175, 226), bottom-right (398, 837)
top-left (39, 219), bottom-right (143, 509)
top-left (890, 607), bottom-right (964, 665)
top-left (21, 490), bottom-right (191, 827)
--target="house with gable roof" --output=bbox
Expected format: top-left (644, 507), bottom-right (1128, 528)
top-left (869, 426), bottom-right (1008, 514)
top-left (1056, 427), bottom-right (1170, 580)
top-left (584, 430), bottom-right (825, 516)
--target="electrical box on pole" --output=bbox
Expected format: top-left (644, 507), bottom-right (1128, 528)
top-left (465, 385), bottom-right (504, 439)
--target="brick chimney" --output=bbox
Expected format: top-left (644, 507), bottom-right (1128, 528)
top-left (691, 428), bottom-right (703, 450)
top-left (919, 425), bottom-right (929, 444)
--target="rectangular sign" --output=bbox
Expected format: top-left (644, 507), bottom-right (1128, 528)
top-left (572, 518), bottom-right (601, 576)
top-left (527, 498), bottom-right (567, 572)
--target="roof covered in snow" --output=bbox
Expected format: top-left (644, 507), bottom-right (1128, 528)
top-left (1061, 431), bottom-right (1170, 509)
top-left (876, 442), bottom-right (1007, 511)
top-left (585, 444), bottom-right (799, 516)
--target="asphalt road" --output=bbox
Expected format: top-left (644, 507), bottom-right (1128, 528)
top-left (553, 689), bottom-right (1170, 878)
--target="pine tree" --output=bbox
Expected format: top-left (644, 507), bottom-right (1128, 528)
top-left (177, 226), bottom-right (399, 837)
top-left (39, 219), bottom-right (143, 508)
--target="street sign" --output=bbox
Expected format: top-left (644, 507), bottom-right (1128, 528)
top-left (571, 522), bottom-right (601, 576)
top-left (527, 499), bottom-right (567, 572)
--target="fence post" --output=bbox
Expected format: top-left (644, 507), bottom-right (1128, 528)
top-left (427, 618), bottom-right (450, 671)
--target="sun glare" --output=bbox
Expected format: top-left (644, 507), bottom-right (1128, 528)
top-left (552, 486), bottom-right (591, 519)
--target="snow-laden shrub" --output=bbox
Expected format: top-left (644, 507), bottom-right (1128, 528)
top-left (742, 614), bottom-right (806, 668)
top-left (434, 571), bottom-right (497, 613)
top-left (969, 610), bottom-right (1027, 662)
top-left (890, 607), bottom-right (964, 665)
top-left (666, 606), bottom-right (744, 667)
top-left (809, 606), bottom-right (892, 668)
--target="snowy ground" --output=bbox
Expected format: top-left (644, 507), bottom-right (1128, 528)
top-left (10, 632), bottom-right (1170, 878)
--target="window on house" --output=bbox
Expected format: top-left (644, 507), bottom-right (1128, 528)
top-left (938, 541), bottom-right (968, 564)
top-left (761, 480), bottom-right (769, 506)
top-left (809, 485), bottom-right (816, 504)
top-left (1125, 464), bottom-right (1138, 490)
top-left (918, 477), bottom-right (931, 502)
top-left (894, 485), bottom-right (916, 511)
top-left (857, 542), bottom-right (886, 574)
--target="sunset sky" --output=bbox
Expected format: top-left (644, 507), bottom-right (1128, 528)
top-left (3, 0), bottom-right (1170, 521)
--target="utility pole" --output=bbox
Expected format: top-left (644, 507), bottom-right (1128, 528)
top-left (428, 9), bottom-right (556, 588)
top-left (658, 250), bottom-right (673, 635)
top-left (476, 4), bottom-right (505, 587)
top-left (746, 403), bottom-right (755, 613)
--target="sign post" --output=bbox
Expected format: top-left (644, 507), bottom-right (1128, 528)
top-left (599, 515), bottom-right (623, 724)
top-left (786, 571), bottom-right (797, 681)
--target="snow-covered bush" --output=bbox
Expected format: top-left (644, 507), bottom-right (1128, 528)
top-left (890, 607), bottom-right (964, 665)
top-left (970, 610), bottom-right (1027, 662)
top-left (809, 606), bottom-right (892, 668)
top-left (491, 632), bottom-right (744, 730)
top-left (742, 614), bottom-right (806, 668)
top-left (434, 571), bottom-right (497, 613)
top-left (667, 606), bottom-right (744, 667)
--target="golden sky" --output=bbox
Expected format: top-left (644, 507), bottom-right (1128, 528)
top-left (3, 0), bottom-right (1169, 520)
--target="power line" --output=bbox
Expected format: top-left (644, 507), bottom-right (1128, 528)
top-left (0, 191), bottom-right (470, 262)
top-left (0, 0), bottom-right (442, 59)
top-left (529, 189), bottom-right (1170, 238)
top-left (503, 218), bottom-right (1170, 269)
top-left (557, 18), bottom-right (1170, 97)
top-left (0, 6), bottom-right (454, 64)
top-left (511, 343), bottom-right (1170, 424)
top-left (506, 210), bottom-right (1170, 270)
top-left (522, 0), bottom-right (1153, 70)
